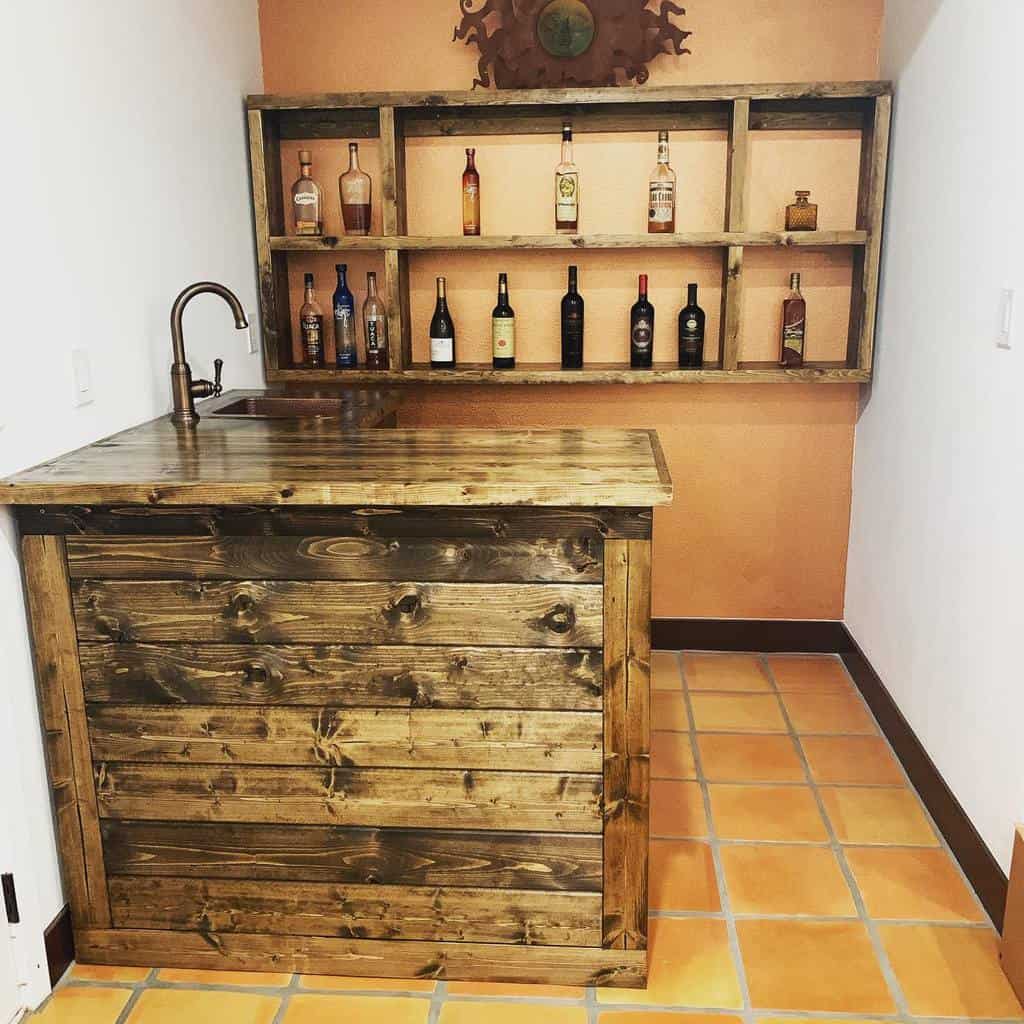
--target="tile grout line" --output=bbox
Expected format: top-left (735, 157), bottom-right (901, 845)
top-left (678, 649), bottom-right (756, 1024)
top-left (111, 984), bottom-right (148, 1024)
top-left (760, 654), bottom-right (914, 1023)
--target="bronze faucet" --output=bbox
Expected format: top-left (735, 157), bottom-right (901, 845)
top-left (169, 281), bottom-right (249, 428)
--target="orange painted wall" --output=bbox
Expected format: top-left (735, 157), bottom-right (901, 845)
top-left (258, 0), bottom-right (883, 619)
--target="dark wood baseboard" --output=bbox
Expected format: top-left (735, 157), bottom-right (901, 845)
top-left (840, 629), bottom-right (1008, 930)
top-left (44, 904), bottom-right (74, 986)
top-left (652, 617), bottom-right (850, 654)
top-left (653, 616), bottom-right (1007, 931)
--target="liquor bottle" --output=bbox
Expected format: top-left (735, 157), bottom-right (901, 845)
top-left (554, 122), bottom-right (579, 234)
top-left (339, 142), bottom-right (372, 235)
top-left (462, 148), bottom-right (480, 236)
top-left (780, 272), bottom-right (806, 367)
top-left (561, 265), bottom-right (584, 369)
top-left (648, 130), bottom-right (676, 233)
top-left (333, 263), bottom-right (357, 368)
top-left (363, 271), bottom-right (389, 370)
top-left (677, 282), bottom-right (705, 368)
top-left (291, 150), bottom-right (323, 236)
top-left (299, 273), bottom-right (324, 368)
top-left (629, 274), bottom-right (655, 368)
top-left (429, 277), bottom-right (456, 369)
top-left (492, 272), bottom-right (515, 369)
top-left (785, 191), bottom-right (818, 231)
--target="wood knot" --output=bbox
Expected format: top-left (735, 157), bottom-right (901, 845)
top-left (279, 486), bottom-right (295, 499)
top-left (539, 603), bottom-right (575, 635)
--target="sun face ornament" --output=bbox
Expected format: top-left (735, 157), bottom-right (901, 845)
top-left (453, 0), bottom-right (692, 89)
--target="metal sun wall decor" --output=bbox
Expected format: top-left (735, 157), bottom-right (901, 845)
top-left (453, 0), bottom-right (692, 89)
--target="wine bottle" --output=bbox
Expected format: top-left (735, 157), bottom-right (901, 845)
top-left (299, 272), bottom-right (324, 369)
top-left (630, 274), bottom-right (654, 368)
top-left (333, 263), bottom-right (357, 368)
top-left (677, 282), bottom-right (705, 368)
top-left (780, 272), bottom-right (806, 367)
top-left (429, 276), bottom-right (456, 369)
top-left (492, 272), bottom-right (515, 369)
top-left (561, 265), bottom-right (584, 369)
top-left (363, 271), bottom-right (389, 370)
top-left (554, 123), bottom-right (579, 234)
top-left (462, 148), bottom-right (480, 236)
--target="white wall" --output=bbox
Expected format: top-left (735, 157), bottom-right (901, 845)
top-left (846, 0), bottom-right (1024, 873)
top-left (0, 0), bottom-right (263, 1005)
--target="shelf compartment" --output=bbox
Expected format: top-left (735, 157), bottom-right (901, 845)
top-left (270, 231), bottom-right (868, 253)
top-left (267, 362), bottom-right (868, 385)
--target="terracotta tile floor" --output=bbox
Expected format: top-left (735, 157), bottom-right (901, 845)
top-left (31, 652), bottom-right (1022, 1024)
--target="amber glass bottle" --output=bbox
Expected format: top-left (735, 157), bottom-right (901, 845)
top-left (780, 272), bottom-right (806, 367)
top-left (462, 148), bottom-right (480, 236)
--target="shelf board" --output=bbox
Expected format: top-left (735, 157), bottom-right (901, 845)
top-left (270, 231), bottom-right (867, 253)
top-left (268, 362), bottom-right (868, 385)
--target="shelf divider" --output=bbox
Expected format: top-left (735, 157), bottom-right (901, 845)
top-left (720, 98), bottom-right (751, 370)
top-left (378, 105), bottom-right (411, 370)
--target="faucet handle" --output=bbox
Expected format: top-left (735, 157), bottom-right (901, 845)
top-left (213, 358), bottom-right (223, 397)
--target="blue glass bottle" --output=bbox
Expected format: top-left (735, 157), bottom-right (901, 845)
top-left (333, 263), bottom-right (357, 368)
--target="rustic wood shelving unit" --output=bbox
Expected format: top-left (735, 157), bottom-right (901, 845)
top-left (246, 83), bottom-right (891, 385)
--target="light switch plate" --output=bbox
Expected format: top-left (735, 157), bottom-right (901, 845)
top-left (71, 348), bottom-right (93, 406)
top-left (998, 288), bottom-right (1014, 350)
top-left (245, 323), bottom-right (257, 355)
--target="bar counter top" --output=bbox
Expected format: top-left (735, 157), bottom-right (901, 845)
top-left (0, 389), bottom-right (672, 508)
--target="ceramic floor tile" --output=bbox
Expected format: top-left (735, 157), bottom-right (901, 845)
top-left (683, 653), bottom-right (773, 691)
top-left (801, 736), bottom-right (904, 785)
top-left (70, 963), bottom-right (151, 983)
top-left (32, 986), bottom-right (133, 1024)
top-left (596, 918), bottom-right (742, 1008)
top-left (440, 1004), bottom-right (586, 1023)
top-left (446, 982), bottom-right (583, 999)
top-left (721, 844), bottom-right (856, 916)
top-left (846, 846), bottom-right (985, 922)
top-left (781, 693), bottom-right (878, 735)
top-left (737, 919), bottom-right (895, 1013)
top-left (767, 655), bottom-right (855, 693)
top-left (709, 784), bottom-right (828, 842)
top-left (652, 731), bottom-right (697, 779)
top-left (652, 691), bottom-right (689, 731)
top-left (284, 993), bottom-right (429, 1023)
top-left (690, 694), bottom-right (786, 733)
top-left (300, 975), bottom-right (436, 992)
top-left (820, 786), bottom-right (939, 846)
top-left (650, 839), bottom-right (720, 911)
top-left (698, 734), bottom-right (804, 782)
top-left (157, 968), bottom-right (292, 987)
top-left (651, 780), bottom-right (707, 837)
top-left (600, 1015), bottom-right (742, 1024)
top-left (126, 989), bottom-right (281, 1024)
top-left (652, 651), bottom-right (684, 691)
top-left (880, 924), bottom-right (1024, 1018)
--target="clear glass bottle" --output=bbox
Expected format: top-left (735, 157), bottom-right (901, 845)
top-left (333, 263), bottom-right (357, 368)
top-left (554, 122), bottom-right (579, 234)
top-left (785, 191), bottom-right (818, 231)
top-left (462, 148), bottom-right (480, 236)
top-left (780, 272), bottom-right (806, 367)
top-left (492, 272), bottom-right (515, 369)
top-left (363, 271), bottom-right (389, 369)
top-left (339, 142), bottom-right (372, 235)
top-left (648, 130), bottom-right (676, 233)
top-left (299, 272), bottom-right (324, 368)
top-left (291, 150), bottom-right (323, 236)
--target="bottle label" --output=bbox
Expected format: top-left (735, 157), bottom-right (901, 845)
top-left (365, 315), bottom-right (387, 353)
top-left (334, 306), bottom-right (356, 366)
top-left (782, 318), bottom-right (805, 355)
top-left (301, 314), bottom-right (323, 364)
top-left (631, 316), bottom-right (653, 354)
top-left (649, 182), bottom-right (675, 224)
top-left (684, 316), bottom-right (699, 333)
top-left (555, 171), bottom-right (578, 221)
top-left (294, 192), bottom-right (318, 206)
top-left (462, 185), bottom-right (479, 231)
top-left (431, 336), bottom-right (454, 362)
top-left (492, 318), bottom-right (515, 357)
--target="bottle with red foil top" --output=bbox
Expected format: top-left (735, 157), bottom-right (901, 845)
top-left (630, 273), bottom-right (655, 368)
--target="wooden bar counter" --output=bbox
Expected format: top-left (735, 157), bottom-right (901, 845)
top-left (1, 396), bottom-right (672, 988)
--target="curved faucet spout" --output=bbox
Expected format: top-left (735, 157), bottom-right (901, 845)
top-left (169, 281), bottom-right (249, 429)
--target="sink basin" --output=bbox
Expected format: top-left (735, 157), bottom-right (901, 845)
top-left (211, 397), bottom-right (365, 418)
